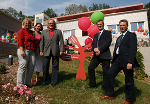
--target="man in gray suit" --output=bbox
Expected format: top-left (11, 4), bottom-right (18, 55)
top-left (40, 19), bottom-right (64, 86)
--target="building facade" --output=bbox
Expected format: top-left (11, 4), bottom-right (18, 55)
top-left (34, 13), bottom-right (49, 26)
top-left (35, 4), bottom-right (149, 46)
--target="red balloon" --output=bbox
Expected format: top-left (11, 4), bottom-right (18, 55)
top-left (87, 25), bottom-right (99, 39)
top-left (85, 37), bottom-right (93, 45)
top-left (78, 17), bottom-right (91, 31)
top-left (13, 33), bottom-right (16, 36)
top-left (0, 38), bottom-right (1, 41)
top-left (143, 32), bottom-right (146, 35)
top-left (2, 40), bottom-right (5, 43)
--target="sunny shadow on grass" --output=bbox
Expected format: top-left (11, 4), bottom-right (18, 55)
top-left (32, 59), bottom-right (150, 104)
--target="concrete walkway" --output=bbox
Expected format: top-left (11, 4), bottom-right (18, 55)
top-left (0, 56), bottom-right (18, 65)
top-left (139, 47), bottom-right (150, 76)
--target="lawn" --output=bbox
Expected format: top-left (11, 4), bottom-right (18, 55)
top-left (31, 59), bottom-right (150, 104)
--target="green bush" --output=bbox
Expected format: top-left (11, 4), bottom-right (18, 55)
top-left (0, 62), bottom-right (7, 74)
top-left (134, 49), bottom-right (148, 80)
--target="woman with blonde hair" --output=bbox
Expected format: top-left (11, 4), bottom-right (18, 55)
top-left (17, 18), bottom-right (35, 88)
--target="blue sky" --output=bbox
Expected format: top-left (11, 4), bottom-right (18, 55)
top-left (0, 0), bottom-right (149, 16)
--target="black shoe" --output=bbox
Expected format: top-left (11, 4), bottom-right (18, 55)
top-left (51, 83), bottom-right (56, 87)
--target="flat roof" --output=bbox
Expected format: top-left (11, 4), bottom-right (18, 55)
top-left (53, 4), bottom-right (143, 22)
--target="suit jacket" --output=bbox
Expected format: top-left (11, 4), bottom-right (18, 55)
top-left (112, 31), bottom-right (137, 66)
top-left (92, 29), bottom-right (112, 60)
top-left (40, 29), bottom-right (64, 56)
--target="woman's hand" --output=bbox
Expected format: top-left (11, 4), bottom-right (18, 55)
top-left (21, 50), bottom-right (25, 56)
top-left (20, 47), bottom-right (25, 56)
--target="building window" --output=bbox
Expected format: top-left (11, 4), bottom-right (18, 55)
top-left (130, 22), bottom-right (144, 31)
top-left (131, 22), bottom-right (137, 31)
top-left (36, 19), bottom-right (42, 24)
top-left (107, 24), bottom-right (120, 32)
top-left (117, 25), bottom-right (120, 32)
top-left (107, 25), bottom-right (116, 29)
top-left (71, 29), bottom-right (75, 35)
top-left (82, 31), bottom-right (88, 36)
top-left (63, 29), bottom-right (75, 40)
top-left (138, 22), bottom-right (144, 29)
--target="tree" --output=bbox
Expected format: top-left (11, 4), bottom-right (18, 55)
top-left (144, 2), bottom-right (150, 29)
top-left (65, 4), bottom-right (88, 15)
top-left (17, 11), bottom-right (25, 21)
top-left (0, 7), bottom-right (18, 18)
top-left (7, 7), bottom-right (18, 18)
top-left (0, 7), bottom-right (26, 21)
top-left (43, 8), bottom-right (57, 18)
top-left (60, 13), bottom-right (65, 16)
top-left (89, 3), bottom-right (111, 11)
top-left (26, 15), bottom-right (34, 22)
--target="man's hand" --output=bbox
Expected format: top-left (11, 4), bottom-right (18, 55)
top-left (60, 52), bottom-right (64, 56)
top-left (95, 51), bottom-right (100, 56)
top-left (94, 48), bottom-right (100, 56)
top-left (40, 52), bottom-right (43, 56)
top-left (94, 48), bottom-right (99, 53)
top-left (127, 63), bottom-right (132, 70)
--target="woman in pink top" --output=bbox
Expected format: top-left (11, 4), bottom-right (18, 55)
top-left (34, 23), bottom-right (43, 84)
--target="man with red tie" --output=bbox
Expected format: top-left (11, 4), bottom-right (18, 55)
top-left (40, 19), bottom-right (64, 86)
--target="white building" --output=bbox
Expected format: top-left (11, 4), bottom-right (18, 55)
top-left (35, 4), bottom-right (149, 46)
top-left (34, 13), bottom-right (50, 26)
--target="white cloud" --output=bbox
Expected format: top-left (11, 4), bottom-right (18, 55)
top-left (0, 0), bottom-right (35, 16)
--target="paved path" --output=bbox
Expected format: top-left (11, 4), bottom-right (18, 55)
top-left (139, 47), bottom-right (150, 76)
top-left (0, 56), bottom-right (18, 64)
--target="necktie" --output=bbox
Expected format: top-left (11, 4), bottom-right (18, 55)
top-left (116, 35), bottom-right (124, 48)
top-left (97, 31), bottom-right (101, 47)
top-left (98, 31), bottom-right (101, 40)
top-left (116, 34), bottom-right (124, 54)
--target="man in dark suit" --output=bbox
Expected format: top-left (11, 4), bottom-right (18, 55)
top-left (87, 20), bottom-right (112, 89)
top-left (100, 19), bottom-right (137, 104)
top-left (40, 19), bottom-right (64, 86)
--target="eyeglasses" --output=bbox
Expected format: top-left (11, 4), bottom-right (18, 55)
top-left (48, 23), bottom-right (54, 24)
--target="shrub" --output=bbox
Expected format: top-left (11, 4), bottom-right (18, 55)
top-left (134, 49), bottom-right (148, 80)
top-left (0, 63), bottom-right (7, 74)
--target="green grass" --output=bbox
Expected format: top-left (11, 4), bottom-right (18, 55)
top-left (32, 59), bottom-right (150, 104)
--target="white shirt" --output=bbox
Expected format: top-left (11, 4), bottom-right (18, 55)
top-left (116, 31), bottom-right (127, 54)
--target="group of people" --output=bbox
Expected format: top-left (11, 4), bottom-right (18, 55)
top-left (17, 18), bottom-right (64, 88)
top-left (88, 19), bottom-right (137, 104)
top-left (16, 18), bottom-right (137, 104)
